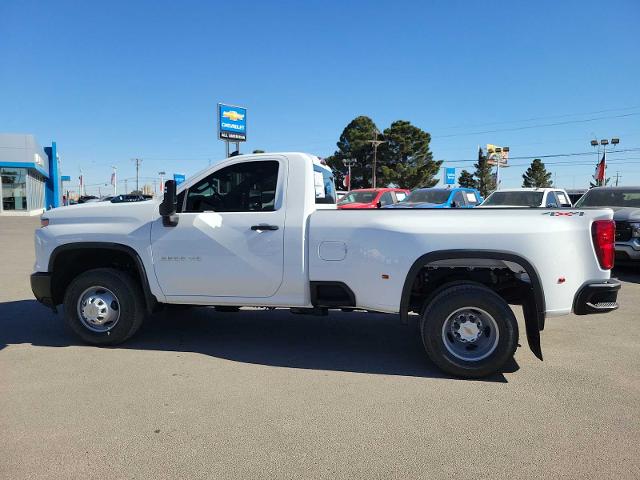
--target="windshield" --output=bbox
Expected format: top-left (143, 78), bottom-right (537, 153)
top-left (404, 190), bottom-right (450, 204)
top-left (339, 191), bottom-right (377, 204)
top-left (483, 191), bottom-right (544, 207)
top-left (575, 189), bottom-right (640, 208)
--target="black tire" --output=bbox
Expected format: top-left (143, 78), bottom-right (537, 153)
top-left (420, 284), bottom-right (519, 378)
top-left (63, 268), bottom-right (146, 345)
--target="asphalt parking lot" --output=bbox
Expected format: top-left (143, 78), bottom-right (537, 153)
top-left (1, 216), bottom-right (639, 479)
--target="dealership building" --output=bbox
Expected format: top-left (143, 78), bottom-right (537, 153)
top-left (0, 134), bottom-right (61, 215)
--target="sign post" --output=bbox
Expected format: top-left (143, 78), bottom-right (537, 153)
top-left (218, 103), bottom-right (247, 157)
top-left (486, 145), bottom-right (510, 190)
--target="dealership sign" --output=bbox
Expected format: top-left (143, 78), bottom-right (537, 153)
top-left (218, 103), bottom-right (247, 142)
top-left (445, 167), bottom-right (456, 185)
top-left (173, 173), bottom-right (186, 185)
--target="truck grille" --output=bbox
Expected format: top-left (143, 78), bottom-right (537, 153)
top-left (615, 221), bottom-right (632, 242)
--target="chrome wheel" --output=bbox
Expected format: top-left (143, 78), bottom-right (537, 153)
top-left (76, 286), bottom-right (120, 333)
top-left (441, 307), bottom-right (499, 362)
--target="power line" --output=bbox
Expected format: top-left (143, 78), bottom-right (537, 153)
top-left (433, 105), bottom-right (640, 131)
top-left (432, 112), bottom-right (640, 139)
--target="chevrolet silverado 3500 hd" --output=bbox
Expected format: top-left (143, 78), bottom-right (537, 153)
top-left (31, 153), bottom-right (620, 377)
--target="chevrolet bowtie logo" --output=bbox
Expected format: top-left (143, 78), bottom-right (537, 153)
top-left (223, 110), bottom-right (245, 122)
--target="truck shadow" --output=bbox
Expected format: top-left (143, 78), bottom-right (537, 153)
top-left (0, 300), bottom-right (517, 382)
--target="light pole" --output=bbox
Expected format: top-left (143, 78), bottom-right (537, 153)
top-left (342, 158), bottom-right (355, 191)
top-left (111, 166), bottom-right (117, 195)
top-left (590, 137), bottom-right (620, 186)
top-left (368, 130), bottom-right (385, 188)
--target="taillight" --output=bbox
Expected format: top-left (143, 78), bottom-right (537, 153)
top-left (40, 218), bottom-right (49, 227)
top-left (592, 220), bottom-right (615, 270)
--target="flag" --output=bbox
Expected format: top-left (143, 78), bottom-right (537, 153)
top-left (79, 174), bottom-right (83, 187)
top-left (595, 153), bottom-right (606, 183)
top-left (110, 172), bottom-right (116, 186)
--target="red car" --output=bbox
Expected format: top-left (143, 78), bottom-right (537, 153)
top-left (337, 188), bottom-right (410, 209)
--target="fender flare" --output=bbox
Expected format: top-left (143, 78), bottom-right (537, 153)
top-left (399, 249), bottom-right (545, 360)
top-left (49, 242), bottom-right (159, 313)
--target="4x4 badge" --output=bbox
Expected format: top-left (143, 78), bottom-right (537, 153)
top-left (542, 211), bottom-right (585, 216)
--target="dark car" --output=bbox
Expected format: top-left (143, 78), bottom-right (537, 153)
top-left (575, 187), bottom-right (640, 264)
top-left (110, 194), bottom-right (150, 203)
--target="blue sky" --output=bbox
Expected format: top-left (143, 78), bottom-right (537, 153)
top-left (1, 0), bottom-right (639, 194)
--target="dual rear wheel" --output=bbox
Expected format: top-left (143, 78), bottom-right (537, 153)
top-left (420, 284), bottom-right (519, 378)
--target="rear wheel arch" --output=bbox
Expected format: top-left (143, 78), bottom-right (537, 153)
top-left (399, 249), bottom-right (545, 360)
top-left (49, 242), bottom-right (158, 313)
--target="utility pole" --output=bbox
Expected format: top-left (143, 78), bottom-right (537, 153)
top-left (132, 158), bottom-right (142, 192)
top-left (368, 130), bottom-right (385, 188)
top-left (111, 166), bottom-right (117, 195)
top-left (615, 171), bottom-right (622, 186)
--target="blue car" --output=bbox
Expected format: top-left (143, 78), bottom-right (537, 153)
top-left (384, 187), bottom-right (483, 208)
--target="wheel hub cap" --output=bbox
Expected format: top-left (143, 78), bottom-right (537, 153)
top-left (77, 286), bottom-right (120, 332)
top-left (453, 315), bottom-right (482, 343)
top-left (442, 307), bottom-right (500, 362)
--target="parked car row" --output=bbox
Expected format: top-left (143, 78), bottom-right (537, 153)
top-left (337, 186), bottom-right (571, 209)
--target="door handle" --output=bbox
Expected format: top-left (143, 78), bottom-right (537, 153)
top-left (251, 224), bottom-right (279, 231)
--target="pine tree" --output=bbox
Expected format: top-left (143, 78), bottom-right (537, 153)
top-left (522, 159), bottom-right (553, 188)
top-left (457, 170), bottom-right (476, 188)
top-left (325, 116), bottom-right (379, 189)
top-left (474, 147), bottom-right (495, 197)
top-left (378, 120), bottom-right (442, 189)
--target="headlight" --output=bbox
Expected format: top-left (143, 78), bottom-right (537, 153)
top-left (40, 217), bottom-right (49, 227)
top-left (630, 222), bottom-right (640, 238)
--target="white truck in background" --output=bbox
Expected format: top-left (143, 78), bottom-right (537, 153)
top-left (31, 153), bottom-right (620, 378)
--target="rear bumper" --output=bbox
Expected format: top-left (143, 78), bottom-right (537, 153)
top-left (30, 272), bottom-right (54, 307)
top-left (573, 279), bottom-right (621, 315)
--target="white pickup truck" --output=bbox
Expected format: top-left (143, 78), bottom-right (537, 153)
top-left (31, 153), bottom-right (621, 377)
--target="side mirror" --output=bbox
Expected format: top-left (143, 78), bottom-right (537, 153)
top-left (451, 201), bottom-right (457, 208)
top-left (159, 180), bottom-right (179, 227)
top-left (546, 203), bottom-right (555, 208)
top-left (376, 201), bottom-right (382, 208)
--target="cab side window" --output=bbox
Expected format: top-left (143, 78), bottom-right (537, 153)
top-left (184, 161), bottom-right (279, 213)
top-left (555, 191), bottom-right (572, 207)
top-left (379, 191), bottom-right (393, 207)
top-left (546, 192), bottom-right (559, 207)
top-left (452, 191), bottom-right (466, 207)
top-left (465, 191), bottom-right (479, 206)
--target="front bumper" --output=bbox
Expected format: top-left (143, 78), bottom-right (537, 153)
top-left (615, 240), bottom-right (640, 262)
top-left (573, 279), bottom-right (621, 315)
top-left (30, 272), bottom-right (54, 308)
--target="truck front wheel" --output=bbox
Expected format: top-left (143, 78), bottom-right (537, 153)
top-left (63, 268), bottom-right (146, 345)
top-left (420, 284), bottom-right (519, 378)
